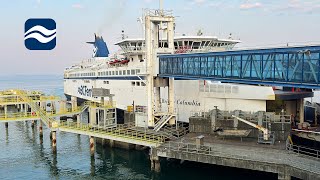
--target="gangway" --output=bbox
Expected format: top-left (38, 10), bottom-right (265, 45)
top-left (159, 45), bottom-right (320, 89)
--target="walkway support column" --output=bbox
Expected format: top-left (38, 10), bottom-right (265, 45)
top-left (4, 105), bottom-right (7, 119)
top-left (155, 87), bottom-right (161, 112)
top-left (145, 11), bottom-right (175, 127)
top-left (168, 78), bottom-right (175, 125)
top-left (71, 96), bottom-right (77, 112)
top-left (90, 136), bottom-right (95, 156)
top-left (77, 114), bottom-right (81, 128)
top-left (299, 98), bottom-right (304, 124)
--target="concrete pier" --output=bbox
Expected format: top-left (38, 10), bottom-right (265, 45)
top-left (150, 149), bottom-right (161, 173)
top-left (156, 133), bottom-right (320, 180)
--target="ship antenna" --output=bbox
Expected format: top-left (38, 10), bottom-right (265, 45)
top-left (159, 0), bottom-right (163, 16)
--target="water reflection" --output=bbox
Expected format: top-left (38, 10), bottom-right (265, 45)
top-left (0, 122), bottom-right (277, 180)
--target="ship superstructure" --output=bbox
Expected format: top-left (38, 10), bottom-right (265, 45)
top-left (64, 9), bottom-right (275, 127)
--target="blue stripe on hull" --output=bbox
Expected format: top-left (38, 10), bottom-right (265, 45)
top-left (64, 76), bottom-right (145, 80)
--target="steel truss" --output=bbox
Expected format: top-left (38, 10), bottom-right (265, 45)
top-left (159, 46), bottom-right (320, 89)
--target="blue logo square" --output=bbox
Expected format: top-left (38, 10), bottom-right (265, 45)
top-left (24, 18), bottom-right (56, 50)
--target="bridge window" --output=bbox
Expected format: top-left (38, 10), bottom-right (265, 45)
top-left (136, 69), bottom-right (140, 74)
top-left (115, 71), bottom-right (118, 75)
top-left (131, 70), bottom-right (135, 75)
top-left (141, 82), bottom-right (146, 86)
top-left (127, 70), bottom-right (130, 75)
top-left (119, 71), bottom-right (122, 75)
top-left (123, 70), bottom-right (126, 75)
top-left (136, 82), bottom-right (140, 86)
top-left (112, 71), bottom-right (115, 75)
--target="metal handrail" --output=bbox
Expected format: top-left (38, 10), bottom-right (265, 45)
top-left (286, 143), bottom-right (320, 159)
top-left (59, 121), bottom-right (166, 145)
top-left (162, 141), bottom-right (320, 174)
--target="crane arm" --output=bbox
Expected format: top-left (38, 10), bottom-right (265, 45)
top-left (231, 115), bottom-right (269, 140)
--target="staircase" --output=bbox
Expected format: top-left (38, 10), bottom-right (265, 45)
top-left (153, 114), bottom-right (174, 132)
top-left (17, 90), bottom-right (55, 128)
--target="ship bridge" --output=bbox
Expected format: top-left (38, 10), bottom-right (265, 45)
top-left (158, 45), bottom-right (320, 89)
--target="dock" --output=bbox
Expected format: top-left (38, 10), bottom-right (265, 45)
top-left (1, 89), bottom-right (320, 179)
top-left (154, 133), bottom-right (320, 180)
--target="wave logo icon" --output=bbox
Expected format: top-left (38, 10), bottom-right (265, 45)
top-left (24, 18), bottom-right (56, 50)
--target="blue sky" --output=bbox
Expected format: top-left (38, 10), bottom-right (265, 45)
top-left (1, 0), bottom-right (320, 75)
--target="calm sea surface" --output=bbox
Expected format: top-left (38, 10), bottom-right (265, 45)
top-left (0, 75), bottom-right (277, 180)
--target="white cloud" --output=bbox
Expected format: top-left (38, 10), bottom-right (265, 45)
top-left (191, 0), bottom-right (206, 5)
top-left (144, 0), bottom-right (154, 3)
top-left (240, 2), bottom-right (262, 10)
top-left (72, 4), bottom-right (84, 9)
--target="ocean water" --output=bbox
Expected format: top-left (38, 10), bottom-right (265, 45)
top-left (0, 75), bottom-right (277, 180)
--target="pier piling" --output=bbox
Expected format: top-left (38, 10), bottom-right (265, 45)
top-left (39, 121), bottom-right (43, 137)
top-left (90, 136), bottom-right (95, 156)
top-left (31, 120), bottom-right (35, 128)
top-left (5, 122), bottom-right (8, 128)
top-left (52, 131), bottom-right (57, 153)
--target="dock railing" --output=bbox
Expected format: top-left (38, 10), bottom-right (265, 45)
top-left (286, 139), bottom-right (320, 159)
top-left (160, 141), bottom-right (320, 175)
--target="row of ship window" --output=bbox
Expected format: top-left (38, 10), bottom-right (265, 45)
top-left (98, 69), bottom-right (141, 76)
top-left (72, 80), bottom-right (146, 86)
top-left (69, 69), bottom-right (141, 78)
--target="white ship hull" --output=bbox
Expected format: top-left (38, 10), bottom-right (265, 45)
top-left (64, 78), bottom-right (275, 122)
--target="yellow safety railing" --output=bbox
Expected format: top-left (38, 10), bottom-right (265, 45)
top-left (59, 121), bottom-right (166, 145)
top-left (84, 101), bottom-right (116, 109)
top-left (0, 112), bottom-right (40, 121)
top-left (0, 95), bottom-right (60, 104)
top-left (15, 90), bottom-right (54, 127)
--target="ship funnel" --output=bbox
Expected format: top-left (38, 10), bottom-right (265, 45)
top-left (86, 34), bottom-right (110, 57)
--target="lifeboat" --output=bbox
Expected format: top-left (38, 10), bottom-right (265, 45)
top-left (109, 59), bottom-right (120, 65)
top-left (120, 59), bottom-right (129, 64)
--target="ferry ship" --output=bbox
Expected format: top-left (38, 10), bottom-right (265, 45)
top-left (63, 8), bottom-right (279, 127)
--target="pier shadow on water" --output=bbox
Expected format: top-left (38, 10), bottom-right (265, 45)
top-left (0, 121), bottom-right (290, 180)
